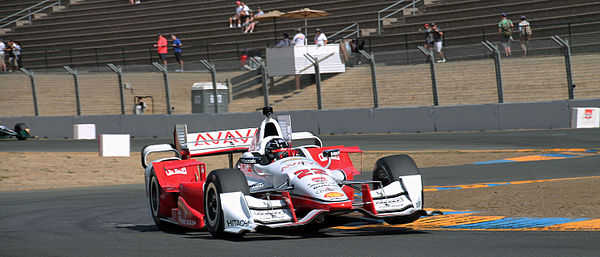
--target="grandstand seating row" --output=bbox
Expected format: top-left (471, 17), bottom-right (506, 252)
top-left (1, 0), bottom-right (598, 69)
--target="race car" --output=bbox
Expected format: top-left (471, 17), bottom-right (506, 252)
top-left (0, 122), bottom-right (32, 140)
top-left (141, 107), bottom-right (425, 238)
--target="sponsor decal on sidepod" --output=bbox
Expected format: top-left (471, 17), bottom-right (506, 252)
top-left (166, 167), bottom-right (187, 176)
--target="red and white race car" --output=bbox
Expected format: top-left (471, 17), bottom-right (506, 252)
top-left (142, 107), bottom-right (425, 238)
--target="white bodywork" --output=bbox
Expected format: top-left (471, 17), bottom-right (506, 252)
top-left (143, 115), bottom-right (424, 235)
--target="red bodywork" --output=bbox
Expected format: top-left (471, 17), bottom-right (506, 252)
top-left (151, 159), bottom-right (207, 229)
top-left (150, 145), bottom-right (378, 229)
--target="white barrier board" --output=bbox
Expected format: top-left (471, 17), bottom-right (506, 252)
top-left (571, 108), bottom-right (600, 128)
top-left (99, 134), bottom-right (130, 157)
top-left (73, 124), bottom-right (96, 139)
top-left (266, 44), bottom-right (345, 76)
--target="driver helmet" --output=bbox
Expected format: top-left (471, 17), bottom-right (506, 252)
top-left (265, 137), bottom-right (290, 161)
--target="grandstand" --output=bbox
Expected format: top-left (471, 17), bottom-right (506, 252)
top-left (1, 0), bottom-right (599, 117)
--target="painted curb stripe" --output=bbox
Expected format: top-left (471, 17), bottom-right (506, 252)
top-left (332, 209), bottom-right (600, 231)
top-left (441, 217), bottom-right (589, 229)
top-left (474, 148), bottom-right (600, 165)
top-left (424, 176), bottom-right (600, 192)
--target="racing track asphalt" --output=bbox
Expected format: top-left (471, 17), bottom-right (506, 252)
top-left (1, 128), bottom-right (599, 256)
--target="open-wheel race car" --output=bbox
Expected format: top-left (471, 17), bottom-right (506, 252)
top-left (0, 122), bottom-right (32, 140)
top-left (141, 107), bottom-right (426, 238)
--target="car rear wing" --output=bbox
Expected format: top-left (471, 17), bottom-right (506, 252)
top-left (174, 124), bottom-right (258, 157)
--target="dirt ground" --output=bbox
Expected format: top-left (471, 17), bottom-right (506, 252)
top-left (1, 151), bottom-right (598, 218)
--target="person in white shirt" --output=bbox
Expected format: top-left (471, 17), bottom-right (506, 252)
top-left (314, 28), bottom-right (327, 46)
top-left (518, 15), bottom-right (531, 56)
top-left (240, 2), bottom-right (251, 25)
top-left (0, 39), bottom-right (6, 72)
top-left (229, 1), bottom-right (244, 28)
top-left (292, 27), bottom-right (305, 46)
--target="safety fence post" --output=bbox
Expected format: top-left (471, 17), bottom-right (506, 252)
top-left (107, 63), bottom-right (126, 115)
top-left (19, 68), bottom-right (39, 116)
top-left (63, 66), bottom-right (82, 116)
top-left (250, 57), bottom-right (269, 107)
top-left (481, 41), bottom-right (504, 103)
top-left (151, 62), bottom-right (172, 114)
top-left (200, 60), bottom-right (219, 113)
top-left (359, 50), bottom-right (379, 108)
top-left (417, 46), bottom-right (439, 106)
top-left (304, 53), bottom-right (323, 110)
top-left (551, 35), bottom-right (575, 100)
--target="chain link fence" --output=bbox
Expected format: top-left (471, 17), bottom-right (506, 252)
top-left (1, 31), bottom-right (599, 117)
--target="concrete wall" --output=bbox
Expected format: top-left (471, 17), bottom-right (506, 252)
top-left (1, 99), bottom-right (598, 138)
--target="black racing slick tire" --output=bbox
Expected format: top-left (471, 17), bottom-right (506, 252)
top-left (372, 155), bottom-right (421, 187)
top-left (148, 169), bottom-right (170, 230)
top-left (204, 169), bottom-right (249, 238)
top-left (372, 155), bottom-right (424, 225)
top-left (14, 123), bottom-right (29, 140)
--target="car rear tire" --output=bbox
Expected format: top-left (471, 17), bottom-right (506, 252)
top-left (14, 123), bottom-right (29, 140)
top-left (204, 169), bottom-right (249, 238)
top-left (372, 155), bottom-right (424, 224)
top-left (148, 169), bottom-right (170, 229)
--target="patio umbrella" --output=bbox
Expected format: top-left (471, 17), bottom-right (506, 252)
top-left (281, 8), bottom-right (330, 38)
top-left (254, 10), bottom-right (285, 41)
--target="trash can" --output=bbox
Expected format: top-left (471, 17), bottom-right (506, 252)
top-left (191, 82), bottom-right (228, 113)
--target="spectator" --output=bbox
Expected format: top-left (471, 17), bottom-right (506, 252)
top-left (135, 98), bottom-right (147, 115)
top-left (243, 7), bottom-right (263, 33)
top-left (431, 23), bottom-right (446, 63)
top-left (240, 2), bottom-right (251, 25)
top-left (498, 13), bottom-right (514, 57)
top-left (314, 28), bottom-right (327, 46)
top-left (171, 35), bottom-right (183, 72)
top-left (0, 39), bottom-right (6, 72)
top-left (276, 33), bottom-right (292, 47)
top-left (518, 16), bottom-right (531, 56)
top-left (10, 40), bottom-right (22, 70)
top-left (350, 37), bottom-right (365, 64)
top-left (129, 0), bottom-right (140, 4)
top-left (153, 34), bottom-right (168, 68)
top-left (419, 23), bottom-right (434, 51)
top-left (4, 40), bottom-right (14, 71)
top-left (292, 27), bottom-right (305, 46)
top-left (229, 1), bottom-right (244, 28)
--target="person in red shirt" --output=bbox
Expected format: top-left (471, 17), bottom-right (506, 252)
top-left (153, 34), bottom-right (168, 68)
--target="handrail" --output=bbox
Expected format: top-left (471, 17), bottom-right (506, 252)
top-left (329, 23), bottom-right (360, 43)
top-left (377, 0), bottom-right (421, 34)
top-left (0, 0), bottom-right (62, 29)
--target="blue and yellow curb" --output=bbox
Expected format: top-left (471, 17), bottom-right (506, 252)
top-left (333, 209), bottom-right (600, 231)
top-left (474, 148), bottom-right (599, 164)
top-left (424, 176), bottom-right (600, 192)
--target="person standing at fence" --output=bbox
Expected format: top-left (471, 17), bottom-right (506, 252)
top-left (0, 39), bottom-right (6, 72)
top-left (314, 28), bottom-right (327, 46)
top-left (135, 98), bottom-right (147, 115)
top-left (419, 23), bottom-right (433, 50)
top-left (171, 34), bottom-right (183, 72)
top-left (11, 41), bottom-right (22, 70)
top-left (518, 16), bottom-right (532, 57)
top-left (498, 13), bottom-right (514, 57)
top-left (431, 23), bottom-right (446, 63)
top-left (154, 34), bottom-right (168, 69)
top-left (276, 33), bottom-right (292, 47)
top-left (292, 27), bottom-right (305, 46)
top-left (4, 40), bottom-right (14, 72)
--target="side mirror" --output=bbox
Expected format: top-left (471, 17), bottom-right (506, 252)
top-left (240, 152), bottom-right (261, 164)
top-left (322, 149), bottom-right (340, 158)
